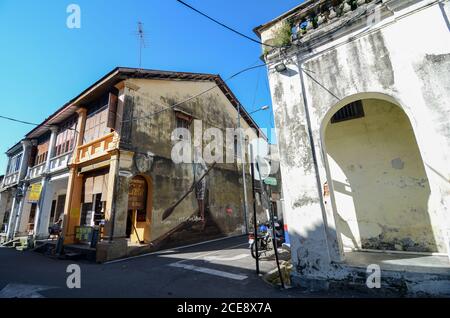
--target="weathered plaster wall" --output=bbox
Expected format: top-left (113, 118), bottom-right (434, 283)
top-left (18, 196), bottom-right (32, 235)
top-left (263, 0), bottom-right (450, 282)
top-left (113, 79), bottom-right (258, 248)
top-left (325, 99), bottom-right (435, 252)
top-left (0, 190), bottom-right (12, 233)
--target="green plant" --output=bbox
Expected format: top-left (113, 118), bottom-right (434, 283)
top-left (273, 21), bottom-right (292, 47)
top-left (262, 38), bottom-right (275, 56)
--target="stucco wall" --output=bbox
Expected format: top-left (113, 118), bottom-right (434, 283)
top-left (262, 0), bottom-right (450, 280)
top-left (113, 78), bottom-right (258, 249)
top-left (0, 190), bottom-right (12, 233)
top-left (325, 99), bottom-right (435, 252)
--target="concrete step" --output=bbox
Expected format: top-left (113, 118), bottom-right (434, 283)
top-left (59, 252), bottom-right (84, 261)
top-left (62, 245), bottom-right (97, 262)
top-left (0, 238), bottom-right (20, 248)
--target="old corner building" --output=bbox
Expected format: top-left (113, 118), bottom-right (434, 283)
top-left (256, 0), bottom-right (450, 294)
top-left (0, 67), bottom-right (266, 262)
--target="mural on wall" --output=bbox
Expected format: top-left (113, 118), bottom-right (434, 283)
top-left (193, 148), bottom-right (208, 231)
top-left (153, 151), bottom-right (221, 249)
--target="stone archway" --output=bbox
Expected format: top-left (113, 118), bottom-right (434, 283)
top-left (321, 96), bottom-right (438, 253)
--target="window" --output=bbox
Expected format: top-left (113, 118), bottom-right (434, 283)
top-left (54, 117), bottom-right (77, 157)
top-left (331, 100), bottom-right (365, 123)
top-left (84, 106), bottom-right (110, 143)
top-left (7, 153), bottom-right (22, 175)
top-left (34, 140), bottom-right (49, 166)
top-left (83, 93), bottom-right (115, 144)
top-left (175, 112), bottom-right (192, 140)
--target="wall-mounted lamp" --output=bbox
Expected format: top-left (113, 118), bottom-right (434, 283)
top-left (275, 63), bottom-right (287, 73)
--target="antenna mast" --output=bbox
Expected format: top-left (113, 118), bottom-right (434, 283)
top-left (137, 21), bottom-right (147, 68)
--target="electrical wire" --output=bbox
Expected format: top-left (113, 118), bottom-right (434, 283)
top-left (121, 63), bottom-right (269, 124)
top-left (0, 61), bottom-right (273, 132)
top-left (175, 0), bottom-right (284, 49)
top-left (250, 67), bottom-right (262, 111)
top-left (0, 115), bottom-right (80, 134)
top-left (0, 115), bottom-right (47, 127)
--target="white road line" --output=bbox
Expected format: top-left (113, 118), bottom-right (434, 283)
top-left (176, 242), bottom-right (248, 264)
top-left (0, 284), bottom-right (57, 298)
top-left (169, 262), bottom-right (248, 281)
top-left (204, 253), bottom-right (249, 262)
top-left (104, 235), bottom-right (246, 265)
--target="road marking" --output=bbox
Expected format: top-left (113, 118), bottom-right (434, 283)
top-left (174, 242), bottom-right (248, 265)
top-left (0, 283), bottom-right (57, 298)
top-left (169, 262), bottom-right (248, 281)
top-left (104, 235), bottom-right (245, 265)
top-left (204, 253), bottom-right (249, 262)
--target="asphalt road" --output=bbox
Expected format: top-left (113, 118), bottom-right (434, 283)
top-left (0, 235), bottom-right (360, 298)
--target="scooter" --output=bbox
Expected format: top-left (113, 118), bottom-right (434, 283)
top-left (248, 218), bottom-right (284, 259)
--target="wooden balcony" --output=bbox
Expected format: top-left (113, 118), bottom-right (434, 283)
top-left (75, 132), bottom-right (119, 165)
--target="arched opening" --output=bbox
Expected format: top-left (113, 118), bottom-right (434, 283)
top-left (322, 97), bottom-right (437, 254)
top-left (127, 175), bottom-right (152, 244)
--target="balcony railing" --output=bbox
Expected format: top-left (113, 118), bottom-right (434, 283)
top-left (49, 152), bottom-right (72, 173)
top-left (28, 162), bottom-right (46, 180)
top-left (2, 171), bottom-right (19, 188)
top-left (263, 0), bottom-right (381, 55)
top-left (75, 132), bottom-right (119, 164)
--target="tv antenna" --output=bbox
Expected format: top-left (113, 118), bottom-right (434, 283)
top-left (135, 21), bottom-right (148, 68)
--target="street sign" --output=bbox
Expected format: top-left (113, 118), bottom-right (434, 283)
top-left (248, 139), bottom-right (271, 181)
top-left (28, 183), bottom-right (43, 203)
top-left (264, 177), bottom-right (277, 186)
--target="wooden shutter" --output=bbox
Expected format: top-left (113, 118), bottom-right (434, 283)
top-left (107, 93), bottom-right (118, 130)
top-left (84, 176), bottom-right (94, 203)
top-left (28, 146), bottom-right (38, 167)
top-left (101, 173), bottom-right (109, 201)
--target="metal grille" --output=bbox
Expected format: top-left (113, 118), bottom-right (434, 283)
top-left (331, 100), bottom-right (365, 123)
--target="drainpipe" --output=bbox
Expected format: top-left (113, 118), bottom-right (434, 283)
top-left (297, 58), bottom-right (335, 265)
top-left (237, 103), bottom-right (249, 234)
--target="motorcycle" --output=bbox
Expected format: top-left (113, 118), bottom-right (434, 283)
top-left (248, 218), bottom-right (284, 259)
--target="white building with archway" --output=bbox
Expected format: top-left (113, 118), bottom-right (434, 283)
top-left (255, 0), bottom-right (450, 295)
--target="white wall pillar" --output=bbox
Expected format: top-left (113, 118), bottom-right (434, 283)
top-left (34, 126), bottom-right (59, 240)
top-left (34, 181), bottom-right (55, 239)
top-left (11, 185), bottom-right (27, 238)
top-left (5, 189), bottom-right (19, 240)
top-left (6, 140), bottom-right (32, 240)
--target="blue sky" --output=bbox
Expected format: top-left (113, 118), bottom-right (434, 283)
top-left (0, 0), bottom-right (302, 173)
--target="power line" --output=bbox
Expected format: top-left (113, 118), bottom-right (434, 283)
top-left (250, 67), bottom-right (262, 111)
top-left (0, 115), bottom-right (47, 127)
top-left (0, 115), bottom-right (79, 133)
top-left (0, 63), bottom-right (271, 130)
top-left (122, 63), bottom-right (269, 124)
top-left (175, 0), bottom-right (282, 49)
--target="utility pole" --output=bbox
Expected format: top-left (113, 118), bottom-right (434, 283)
top-left (237, 105), bottom-right (269, 234)
top-left (237, 103), bottom-right (249, 234)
